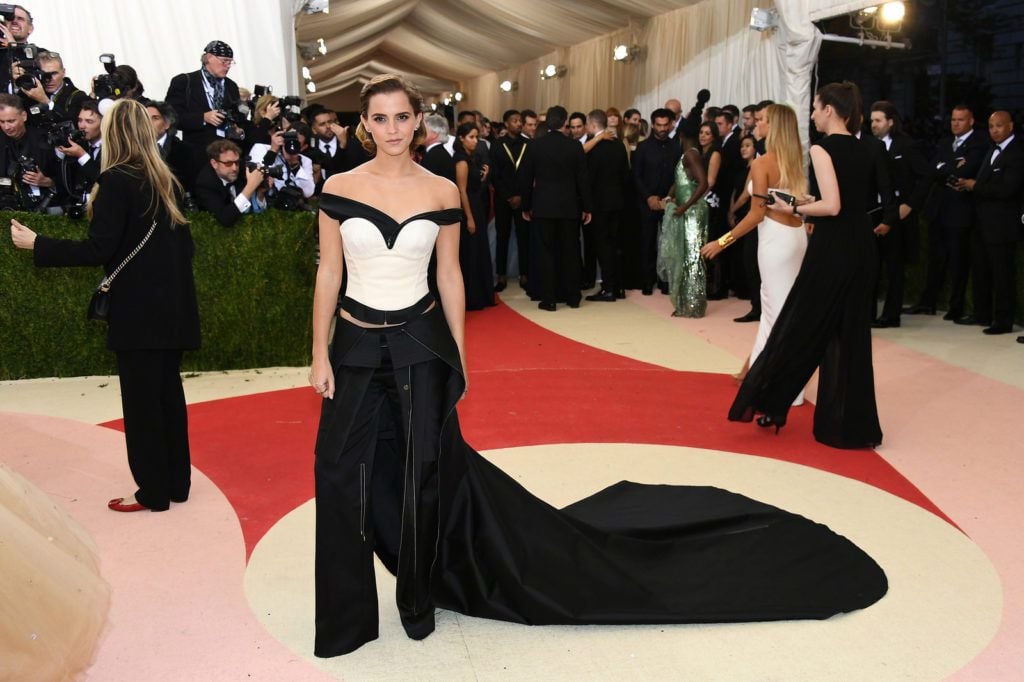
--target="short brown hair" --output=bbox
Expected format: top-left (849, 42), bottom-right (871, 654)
top-left (206, 139), bottom-right (242, 160)
top-left (354, 74), bottom-right (426, 155)
top-left (0, 93), bottom-right (25, 112)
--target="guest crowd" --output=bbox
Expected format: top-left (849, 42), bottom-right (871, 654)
top-left (2, 8), bottom-right (1021, 341)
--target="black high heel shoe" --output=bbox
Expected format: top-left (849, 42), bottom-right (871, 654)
top-left (756, 415), bottom-right (782, 434)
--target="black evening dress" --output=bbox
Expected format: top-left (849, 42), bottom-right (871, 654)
top-left (314, 193), bottom-right (887, 658)
top-left (454, 147), bottom-right (495, 310)
top-left (729, 134), bottom-right (883, 448)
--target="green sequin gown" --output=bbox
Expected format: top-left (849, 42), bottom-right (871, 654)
top-left (657, 157), bottom-right (709, 317)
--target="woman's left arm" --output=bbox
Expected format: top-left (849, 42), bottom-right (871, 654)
top-left (706, 150), bottom-right (721, 190)
top-left (434, 183), bottom-right (468, 393)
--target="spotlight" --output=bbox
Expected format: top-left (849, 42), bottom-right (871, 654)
top-left (499, 80), bottom-right (518, 93)
top-left (749, 7), bottom-right (778, 32)
top-left (301, 66), bottom-right (311, 80)
top-left (539, 64), bottom-right (566, 80)
top-left (612, 44), bottom-right (643, 63)
top-left (453, 91), bottom-right (464, 102)
top-left (430, 102), bottom-right (438, 111)
top-left (302, 0), bottom-right (329, 14)
top-left (442, 95), bottom-right (452, 106)
top-left (878, 1), bottom-right (905, 27)
top-left (317, 38), bottom-right (327, 55)
top-left (306, 81), bottom-right (316, 93)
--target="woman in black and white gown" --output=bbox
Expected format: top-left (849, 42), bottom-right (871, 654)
top-left (309, 75), bottom-right (887, 659)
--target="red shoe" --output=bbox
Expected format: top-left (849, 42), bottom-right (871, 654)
top-left (108, 497), bottom-right (148, 512)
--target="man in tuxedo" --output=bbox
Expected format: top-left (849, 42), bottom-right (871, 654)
top-left (309, 105), bottom-right (350, 185)
top-left (421, 113), bottom-right (455, 182)
top-left (633, 108), bottom-right (681, 294)
top-left (146, 100), bottom-right (190, 187)
top-left (19, 51), bottom-right (86, 124)
top-left (741, 104), bottom-right (757, 136)
top-left (715, 109), bottom-right (747, 306)
top-left (521, 109), bottom-right (538, 140)
top-left (489, 109), bottom-right (529, 291)
top-left (165, 40), bottom-right (248, 189)
top-left (53, 99), bottom-right (103, 206)
top-left (569, 112), bottom-right (587, 144)
top-left (518, 105), bottom-right (592, 311)
top-left (0, 4), bottom-right (35, 95)
top-left (0, 92), bottom-right (56, 210)
top-left (193, 139), bottom-right (268, 227)
top-left (583, 109), bottom-right (629, 302)
top-left (905, 105), bottom-right (988, 320)
top-left (868, 102), bottom-right (930, 327)
top-left (955, 111), bottom-right (1022, 335)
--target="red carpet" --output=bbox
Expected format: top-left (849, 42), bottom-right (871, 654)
top-left (102, 301), bottom-right (951, 558)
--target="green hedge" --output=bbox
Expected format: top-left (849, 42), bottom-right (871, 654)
top-left (2, 209), bottom-right (317, 379)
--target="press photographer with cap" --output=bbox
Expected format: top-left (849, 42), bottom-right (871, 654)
top-left (165, 40), bottom-right (248, 189)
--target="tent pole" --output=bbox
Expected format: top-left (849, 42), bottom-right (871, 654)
top-left (820, 33), bottom-right (908, 50)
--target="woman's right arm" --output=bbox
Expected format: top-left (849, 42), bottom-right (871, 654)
top-left (310, 189), bottom-right (344, 400)
top-left (700, 158), bottom-right (769, 259)
top-left (454, 160), bottom-right (475, 233)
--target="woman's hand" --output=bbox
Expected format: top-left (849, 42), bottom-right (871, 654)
top-left (673, 204), bottom-right (686, 217)
top-left (700, 240), bottom-right (723, 260)
top-left (308, 355), bottom-right (335, 400)
top-left (10, 219), bottom-right (37, 250)
top-left (467, 219), bottom-right (477, 235)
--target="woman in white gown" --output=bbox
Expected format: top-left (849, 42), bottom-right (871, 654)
top-left (701, 104), bottom-right (808, 404)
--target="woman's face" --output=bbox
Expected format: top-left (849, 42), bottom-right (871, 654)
top-left (607, 113), bottom-right (620, 128)
top-left (754, 110), bottom-right (769, 140)
top-left (481, 121), bottom-right (491, 137)
top-left (698, 125), bottom-right (713, 147)
top-left (362, 90), bottom-right (422, 157)
top-left (811, 96), bottom-right (826, 133)
top-left (461, 128), bottom-right (479, 152)
top-left (739, 136), bottom-right (755, 160)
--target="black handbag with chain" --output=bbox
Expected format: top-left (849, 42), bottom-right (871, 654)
top-left (87, 220), bottom-right (157, 322)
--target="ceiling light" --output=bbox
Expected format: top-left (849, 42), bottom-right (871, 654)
top-left (303, 0), bottom-right (329, 14)
top-left (612, 44), bottom-right (643, 63)
top-left (306, 81), bottom-right (316, 93)
top-left (442, 96), bottom-right (452, 106)
top-left (499, 80), bottom-right (518, 93)
top-left (749, 7), bottom-right (778, 31)
top-left (317, 38), bottom-right (327, 55)
top-left (453, 91), bottom-right (464, 102)
top-left (301, 66), bottom-right (311, 80)
top-left (430, 102), bottom-right (438, 111)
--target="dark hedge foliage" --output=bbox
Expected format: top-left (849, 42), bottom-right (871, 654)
top-left (1, 209), bottom-right (317, 379)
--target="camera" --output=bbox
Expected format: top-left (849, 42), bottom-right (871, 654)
top-left (15, 154), bottom-right (38, 177)
top-left (93, 54), bottom-right (124, 100)
top-left (218, 102), bottom-right (249, 140)
top-left (0, 176), bottom-right (21, 210)
top-left (945, 174), bottom-right (961, 188)
top-left (45, 120), bottom-right (87, 149)
top-left (282, 129), bottom-right (302, 155)
top-left (10, 43), bottom-right (43, 91)
top-left (63, 194), bottom-right (87, 220)
top-left (245, 160), bottom-right (285, 181)
top-left (272, 183), bottom-right (306, 211)
top-left (0, 4), bottom-right (18, 21)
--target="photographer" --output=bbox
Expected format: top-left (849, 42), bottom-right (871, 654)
top-left (193, 139), bottom-right (268, 227)
top-left (308, 104), bottom-right (349, 181)
top-left (247, 128), bottom-right (314, 207)
top-left (0, 4), bottom-right (34, 94)
top-left (250, 93), bottom-right (280, 146)
top-left (54, 99), bottom-right (102, 204)
top-left (165, 40), bottom-right (248, 188)
top-left (145, 99), bottom-right (189, 186)
top-left (0, 92), bottom-right (56, 209)
top-left (18, 51), bottom-right (86, 123)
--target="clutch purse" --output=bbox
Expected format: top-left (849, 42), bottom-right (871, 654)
top-left (86, 220), bottom-right (157, 323)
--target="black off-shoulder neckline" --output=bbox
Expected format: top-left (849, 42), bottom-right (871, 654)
top-left (319, 193), bottom-right (462, 249)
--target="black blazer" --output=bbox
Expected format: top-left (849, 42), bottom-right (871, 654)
top-left (165, 70), bottom-right (246, 149)
top-left (926, 129), bottom-right (989, 226)
top-left (587, 137), bottom-right (630, 212)
top-left (54, 143), bottom-right (101, 204)
top-left (422, 143), bottom-right (456, 183)
top-left (717, 130), bottom-right (743, 207)
top-left (193, 163), bottom-right (251, 227)
top-left (862, 135), bottom-right (899, 226)
top-left (518, 131), bottom-right (592, 219)
top-left (489, 136), bottom-right (529, 201)
top-left (33, 167), bottom-right (200, 351)
top-left (159, 134), bottom-right (192, 188)
top-left (972, 137), bottom-right (1024, 244)
top-left (886, 133), bottom-right (930, 212)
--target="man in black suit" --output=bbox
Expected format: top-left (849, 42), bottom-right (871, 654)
top-left (519, 105), bottom-right (592, 311)
top-left (308, 105), bottom-right (350, 186)
top-left (193, 140), bottom-right (268, 227)
top-left (632, 108), bottom-right (681, 294)
top-left (0, 92), bottom-right (57, 210)
top-left (956, 111), bottom-right (1022, 335)
top-left (715, 109), bottom-right (747, 303)
top-left (145, 100), bottom-right (190, 187)
top-left (490, 109), bottom-right (530, 291)
top-left (53, 98), bottom-right (103, 208)
top-left (19, 51), bottom-right (87, 124)
top-left (421, 112), bottom-right (455, 182)
top-left (0, 4), bottom-right (35, 94)
top-left (583, 109), bottom-right (629, 302)
top-left (906, 104), bottom-right (989, 320)
top-left (869, 101), bottom-right (930, 327)
top-left (165, 40), bottom-right (248, 189)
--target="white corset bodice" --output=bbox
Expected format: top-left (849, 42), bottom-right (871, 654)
top-left (319, 194), bottom-right (463, 311)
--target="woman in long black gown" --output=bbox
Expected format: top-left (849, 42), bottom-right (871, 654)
top-left (310, 74), bottom-right (886, 659)
top-left (453, 122), bottom-right (495, 310)
top-left (729, 82), bottom-right (883, 449)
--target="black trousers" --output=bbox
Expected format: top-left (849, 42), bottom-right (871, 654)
top-left (494, 200), bottom-right (529, 278)
top-left (581, 219), bottom-right (597, 286)
top-left (970, 232), bottom-right (1018, 328)
top-left (639, 207), bottom-right (663, 289)
top-left (115, 349), bottom-right (190, 511)
top-left (590, 209), bottom-right (621, 292)
top-left (534, 217), bottom-right (582, 306)
top-left (742, 229), bottom-right (762, 315)
top-left (919, 216), bottom-right (972, 315)
top-left (314, 344), bottom-right (447, 657)
top-left (873, 219), bottom-right (908, 320)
